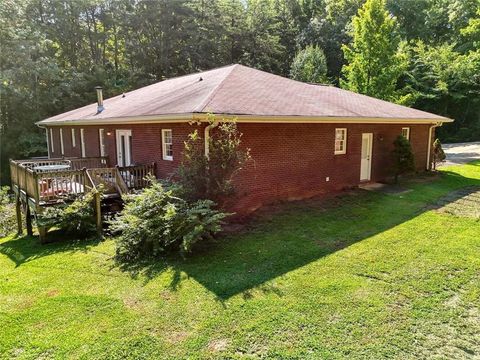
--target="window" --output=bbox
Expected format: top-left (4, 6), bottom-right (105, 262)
top-left (59, 128), bottom-right (64, 155)
top-left (71, 128), bottom-right (76, 147)
top-left (49, 128), bottom-right (54, 153)
top-left (162, 129), bottom-right (173, 161)
top-left (334, 128), bottom-right (347, 155)
top-left (401, 127), bottom-right (410, 140)
top-left (99, 129), bottom-right (106, 157)
top-left (80, 128), bottom-right (86, 157)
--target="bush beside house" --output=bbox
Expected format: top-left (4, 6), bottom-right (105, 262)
top-left (392, 135), bottom-right (416, 182)
top-left (36, 190), bottom-right (99, 238)
top-left (432, 139), bottom-right (447, 170)
top-left (110, 180), bottom-right (227, 261)
top-left (111, 119), bottom-right (249, 261)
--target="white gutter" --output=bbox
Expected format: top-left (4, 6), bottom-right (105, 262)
top-left (37, 113), bottom-right (453, 127)
top-left (204, 120), bottom-right (219, 158)
top-left (426, 122), bottom-right (443, 170)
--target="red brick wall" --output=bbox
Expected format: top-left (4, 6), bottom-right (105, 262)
top-left (46, 122), bottom-right (431, 215)
top-left (225, 123), bottom-right (431, 214)
top-left (47, 123), bottom-right (201, 179)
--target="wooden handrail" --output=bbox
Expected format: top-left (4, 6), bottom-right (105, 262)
top-left (114, 167), bottom-right (130, 195)
top-left (118, 163), bottom-right (155, 189)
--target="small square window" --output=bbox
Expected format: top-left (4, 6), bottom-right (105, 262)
top-left (334, 128), bottom-right (347, 155)
top-left (401, 127), bottom-right (410, 140)
top-left (162, 129), bottom-right (173, 161)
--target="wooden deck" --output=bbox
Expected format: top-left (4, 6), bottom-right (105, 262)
top-left (10, 157), bottom-right (155, 241)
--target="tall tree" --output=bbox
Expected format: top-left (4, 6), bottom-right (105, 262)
top-left (403, 42), bottom-right (480, 142)
top-left (341, 0), bottom-right (406, 101)
top-left (290, 45), bottom-right (329, 83)
top-left (297, 0), bottom-right (364, 83)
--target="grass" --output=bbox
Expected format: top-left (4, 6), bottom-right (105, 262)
top-left (1, 162), bottom-right (480, 359)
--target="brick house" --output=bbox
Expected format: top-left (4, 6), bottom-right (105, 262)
top-left (37, 64), bottom-right (452, 214)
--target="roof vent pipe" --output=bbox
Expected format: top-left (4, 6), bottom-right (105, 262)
top-left (95, 86), bottom-right (104, 113)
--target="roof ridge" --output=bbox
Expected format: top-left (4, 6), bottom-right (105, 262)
top-left (194, 64), bottom-right (239, 113)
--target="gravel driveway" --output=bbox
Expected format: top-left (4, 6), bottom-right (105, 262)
top-left (441, 142), bottom-right (480, 166)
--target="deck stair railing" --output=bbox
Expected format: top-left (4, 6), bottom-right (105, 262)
top-left (118, 163), bottom-right (155, 190)
top-left (86, 168), bottom-right (130, 196)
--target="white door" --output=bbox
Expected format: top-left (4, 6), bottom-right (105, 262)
top-left (116, 130), bottom-right (132, 167)
top-left (360, 133), bottom-right (373, 181)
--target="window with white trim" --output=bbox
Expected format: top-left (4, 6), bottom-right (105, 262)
top-left (80, 128), bottom-right (86, 157)
top-left (49, 128), bottom-right (54, 153)
top-left (99, 129), bottom-right (106, 157)
top-left (162, 129), bottom-right (173, 161)
top-left (401, 127), bottom-right (410, 140)
top-left (334, 128), bottom-right (347, 155)
top-left (59, 128), bottom-right (64, 155)
top-left (71, 128), bottom-right (76, 147)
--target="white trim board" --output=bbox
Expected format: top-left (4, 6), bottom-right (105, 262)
top-left (36, 113), bottom-right (453, 126)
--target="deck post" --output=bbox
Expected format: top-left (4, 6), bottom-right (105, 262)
top-left (36, 207), bottom-right (48, 244)
top-left (15, 196), bottom-right (22, 235)
top-left (94, 191), bottom-right (102, 236)
top-left (25, 205), bottom-right (33, 236)
top-left (38, 226), bottom-right (47, 243)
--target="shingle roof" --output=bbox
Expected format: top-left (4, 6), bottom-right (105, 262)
top-left (38, 64), bottom-right (451, 125)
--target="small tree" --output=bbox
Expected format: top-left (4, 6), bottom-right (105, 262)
top-left (391, 135), bottom-right (415, 182)
top-left (176, 117), bottom-right (251, 205)
top-left (432, 138), bottom-right (446, 170)
top-left (290, 45), bottom-right (330, 84)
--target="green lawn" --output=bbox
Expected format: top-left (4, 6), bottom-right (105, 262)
top-left (1, 163), bottom-right (480, 359)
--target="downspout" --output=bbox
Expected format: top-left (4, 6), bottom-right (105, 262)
top-left (204, 121), bottom-right (219, 158)
top-left (426, 122), bottom-right (442, 170)
top-left (36, 123), bottom-right (50, 159)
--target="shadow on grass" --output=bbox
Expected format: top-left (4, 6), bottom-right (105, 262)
top-left (118, 164), bottom-right (480, 300)
top-left (3, 162), bottom-right (480, 301)
top-left (0, 230), bottom-right (99, 268)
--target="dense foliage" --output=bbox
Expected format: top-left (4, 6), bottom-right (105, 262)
top-left (341, 0), bottom-right (406, 102)
top-left (0, 187), bottom-right (16, 237)
top-left (290, 45), bottom-right (329, 84)
top-left (36, 190), bottom-right (98, 237)
top-left (111, 180), bottom-right (227, 261)
top-left (1, 0), bottom-right (479, 184)
top-left (391, 135), bottom-right (416, 182)
top-left (176, 119), bottom-right (251, 205)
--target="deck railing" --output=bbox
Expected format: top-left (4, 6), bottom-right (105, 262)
top-left (69, 157), bottom-right (108, 170)
top-left (118, 163), bottom-right (155, 190)
top-left (10, 157), bottom-right (155, 205)
top-left (11, 157), bottom-right (156, 241)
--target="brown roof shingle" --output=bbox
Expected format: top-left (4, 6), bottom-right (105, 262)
top-left (38, 64), bottom-right (451, 124)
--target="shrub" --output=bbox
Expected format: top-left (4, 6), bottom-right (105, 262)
top-left (176, 117), bottom-right (251, 204)
top-left (391, 135), bottom-right (415, 182)
top-left (0, 187), bottom-right (17, 237)
top-left (36, 190), bottom-right (98, 237)
top-left (432, 138), bottom-right (446, 170)
top-left (110, 179), bottom-right (228, 261)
